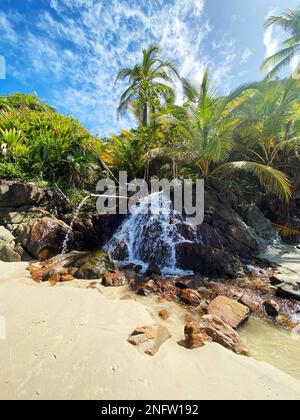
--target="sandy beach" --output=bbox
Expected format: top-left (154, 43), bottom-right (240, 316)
top-left (0, 261), bottom-right (299, 400)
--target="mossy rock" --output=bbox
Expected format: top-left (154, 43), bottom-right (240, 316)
top-left (74, 251), bottom-right (116, 280)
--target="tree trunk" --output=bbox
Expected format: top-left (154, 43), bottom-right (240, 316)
top-left (143, 103), bottom-right (148, 126)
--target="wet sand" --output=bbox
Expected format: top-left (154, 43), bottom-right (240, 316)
top-left (0, 262), bottom-right (300, 400)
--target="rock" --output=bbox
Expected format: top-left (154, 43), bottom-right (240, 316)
top-left (0, 226), bottom-right (21, 262)
top-left (158, 309), bottom-right (170, 320)
top-left (180, 289), bottom-right (202, 307)
top-left (176, 243), bottom-right (244, 278)
top-left (74, 252), bottom-right (116, 280)
top-left (137, 279), bottom-right (158, 296)
top-left (0, 244), bottom-right (21, 262)
top-left (3, 209), bottom-right (70, 259)
top-left (184, 315), bottom-right (249, 356)
top-left (276, 284), bottom-right (300, 302)
top-left (207, 296), bottom-right (250, 329)
top-left (238, 204), bottom-right (280, 246)
top-left (128, 325), bottom-right (171, 356)
top-left (0, 226), bottom-right (15, 247)
top-left (0, 181), bottom-right (44, 208)
top-left (270, 276), bottom-right (283, 287)
top-left (102, 272), bottom-right (129, 287)
top-left (146, 263), bottom-right (162, 277)
top-left (263, 300), bottom-right (280, 318)
top-left (240, 292), bottom-right (262, 313)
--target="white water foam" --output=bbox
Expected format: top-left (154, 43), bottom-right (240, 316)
top-left (106, 193), bottom-right (196, 275)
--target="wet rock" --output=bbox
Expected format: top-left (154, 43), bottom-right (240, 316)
top-left (276, 284), bottom-right (300, 302)
top-left (176, 243), bottom-right (244, 278)
top-left (263, 300), bottom-right (280, 318)
top-left (146, 263), bottom-right (162, 277)
top-left (240, 292), bottom-right (262, 313)
top-left (0, 181), bottom-right (44, 208)
top-left (128, 324), bottom-right (171, 356)
top-left (180, 289), bottom-right (202, 307)
top-left (184, 315), bottom-right (249, 356)
top-left (102, 272), bottom-right (129, 287)
top-left (137, 279), bottom-right (159, 296)
top-left (207, 296), bottom-right (250, 329)
top-left (270, 276), bottom-right (283, 287)
top-left (158, 309), bottom-right (170, 320)
top-left (123, 263), bottom-right (143, 273)
top-left (74, 252), bottom-right (116, 280)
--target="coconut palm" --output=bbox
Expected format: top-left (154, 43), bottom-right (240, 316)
top-left (158, 69), bottom-right (293, 202)
top-left (115, 44), bottom-right (179, 126)
top-left (261, 6), bottom-right (300, 79)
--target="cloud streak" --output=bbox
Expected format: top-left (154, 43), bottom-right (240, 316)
top-left (0, 0), bottom-right (238, 135)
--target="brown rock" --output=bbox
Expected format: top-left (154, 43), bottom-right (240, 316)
top-left (208, 296), bottom-right (250, 329)
top-left (180, 289), bottom-right (202, 307)
top-left (240, 292), bottom-right (262, 313)
top-left (137, 279), bottom-right (158, 296)
top-left (102, 272), bottom-right (129, 287)
top-left (158, 309), bottom-right (170, 320)
top-left (184, 315), bottom-right (249, 356)
top-left (263, 300), bottom-right (280, 318)
top-left (128, 325), bottom-right (171, 356)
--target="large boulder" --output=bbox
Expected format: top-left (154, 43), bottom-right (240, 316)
top-left (237, 204), bottom-right (280, 246)
top-left (0, 181), bottom-right (44, 208)
top-left (3, 209), bottom-right (70, 259)
top-left (176, 243), bottom-right (244, 278)
top-left (74, 251), bottom-right (117, 280)
top-left (184, 315), bottom-right (249, 356)
top-left (207, 296), bottom-right (250, 329)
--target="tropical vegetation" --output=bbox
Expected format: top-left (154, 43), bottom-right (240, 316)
top-left (0, 6), bottom-right (299, 229)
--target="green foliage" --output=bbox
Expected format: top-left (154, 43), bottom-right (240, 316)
top-left (0, 93), bottom-right (101, 189)
top-left (0, 162), bottom-right (23, 179)
top-left (261, 6), bottom-right (300, 79)
top-left (116, 44), bottom-right (179, 126)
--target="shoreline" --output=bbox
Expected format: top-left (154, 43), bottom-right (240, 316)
top-left (0, 261), bottom-right (300, 400)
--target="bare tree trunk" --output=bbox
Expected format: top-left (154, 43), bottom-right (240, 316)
top-left (143, 103), bottom-right (148, 126)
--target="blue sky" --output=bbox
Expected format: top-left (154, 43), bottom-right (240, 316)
top-left (0, 0), bottom-right (299, 136)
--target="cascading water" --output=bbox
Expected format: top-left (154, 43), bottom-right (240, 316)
top-left (61, 195), bottom-right (92, 254)
top-left (106, 192), bottom-right (197, 275)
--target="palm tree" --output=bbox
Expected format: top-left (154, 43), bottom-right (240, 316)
top-left (115, 44), bottom-right (179, 126)
top-left (158, 69), bottom-right (292, 202)
top-left (261, 6), bottom-right (300, 79)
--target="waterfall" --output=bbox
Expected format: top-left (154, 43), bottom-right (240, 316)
top-left (106, 192), bottom-right (197, 275)
top-left (61, 195), bottom-right (92, 254)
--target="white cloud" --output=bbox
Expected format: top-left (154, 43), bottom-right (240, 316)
top-left (240, 48), bottom-right (252, 65)
top-left (0, 0), bottom-right (237, 135)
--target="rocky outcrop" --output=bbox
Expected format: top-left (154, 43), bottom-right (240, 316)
top-left (0, 181), bottom-right (45, 208)
top-left (237, 204), bottom-right (280, 246)
top-left (128, 324), bottom-right (171, 356)
top-left (184, 315), bottom-right (249, 356)
top-left (176, 243), bottom-right (244, 278)
top-left (27, 251), bottom-right (116, 283)
top-left (3, 209), bottom-right (70, 259)
top-left (207, 296), bottom-right (250, 329)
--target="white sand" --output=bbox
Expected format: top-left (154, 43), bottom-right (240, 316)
top-left (0, 262), bottom-right (300, 400)
top-left (261, 244), bottom-right (300, 284)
